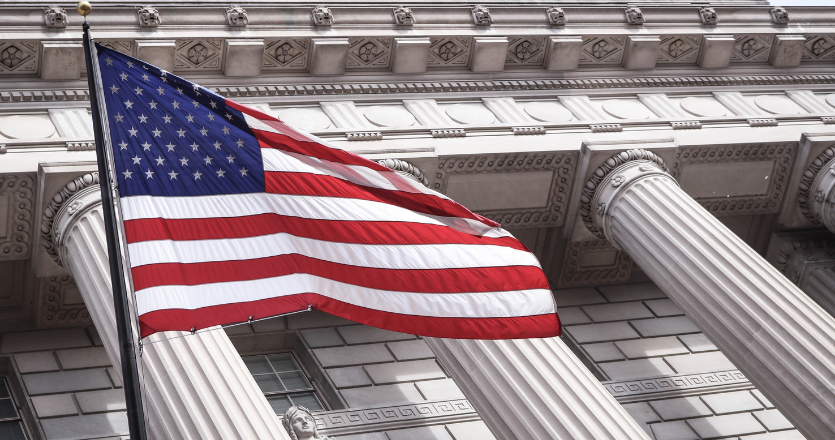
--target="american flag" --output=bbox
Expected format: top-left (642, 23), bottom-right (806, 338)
top-left (96, 43), bottom-right (560, 339)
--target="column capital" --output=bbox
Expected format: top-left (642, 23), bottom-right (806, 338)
top-left (580, 149), bottom-right (671, 241)
top-left (799, 146), bottom-right (835, 231)
top-left (40, 172), bottom-right (101, 267)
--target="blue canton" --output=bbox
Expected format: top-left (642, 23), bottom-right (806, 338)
top-left (96, 43), bottom-right (265, 198)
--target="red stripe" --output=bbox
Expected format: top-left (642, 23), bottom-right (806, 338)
top-left (123, 215), bottom-right (528, 251)
top-left (139, 293), bottom-right (561, 339)
top-left (131, 254), bottom-right (548, 292)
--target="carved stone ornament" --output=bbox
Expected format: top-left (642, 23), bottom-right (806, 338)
top-left (471, 5), bottom-right (493, 26)
top-left (44, 5), bottom-right (68, 28)
top-left (226, 5), bottom-right (249, 26)
top-left (0, 175), bottom-right (34, 260)
top-left (624, 6), bottom-right (644, 25)
top-left (392, 6), bottom-right (414, 25)
top-left (282, 406), bottom-right (336, 440)
top-left (546, 6), bottom-right (566, 25)
top-left (137, 6), bottom-right (161, 27)
top-left (771, 6), bottom-right (790, 24)
top-left (799, 146), bottom-right (835, 228)
top-left (37, 275), bottom-right (91, 328)
top-left (580, 149), bottom-right (670, 240)
top-left (699, 7), bottom-right (718, 25)
top-left (376, 159), bottom-right (429, 187)
top-left (311, 6), bottom-right (334, 26)
top-left (41, 173), bottom-right (100, 267)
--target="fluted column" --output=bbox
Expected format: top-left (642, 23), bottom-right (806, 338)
top-left (799, 265), bottom-right (835, 317)
top-left (585, 149), bottom-right (835, 439)
top-left (41, 173), bottom-right (290, 440)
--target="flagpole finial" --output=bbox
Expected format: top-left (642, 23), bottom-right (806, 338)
top-left (77, 1), bottom-right (92, 17)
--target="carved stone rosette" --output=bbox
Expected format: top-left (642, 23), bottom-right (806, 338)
top-left (40, 173), bottom-right (100, 267)
top-left (798, 146), bottom-right (835, 230)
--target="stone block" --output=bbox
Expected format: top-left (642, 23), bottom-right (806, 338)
top-left (327, 366), bottom-right (372, 388)
top-left (41, 41), bottom-right (83, 81)
top-left (615, 337), bottom-right (689, 359)
top-left (470, 37), bottom-right (508, 72)
top-left (752, 409), bottom-right (793, 431)
top-left (31, 393), bottom-right (78, 418)
top-left (387, 340), bottom-right (435, 361)
top-left (391, 38), bottom-right (431, 74)
top-left (107, 367), bottom-right (122, 388)
top-left (687, 413), bottom-right (766, 438)
top-left (623, 36), bottom-right (661, 70)
top-left (135, 40), bottom-right (176, 72)
top-left (583, 342), bottom-right (625, 362)
top-left (337, 325), bottom-right (415, 344)
top-left (566, 322), bottom-right (640, 343)
top-left (631, 316), bottom-right (700, 337)
top-left (557, 307), bottom-right (591, 325)
top-left (2, 328), bottom-right (91, 353)
top-left (741, 431), bottom-right (806, 440)
top-left (701, 390), bottom-right (763, 414)
top-left (224, 39), bottom-right (265, 77)
top-left (314, 344), bottom-right (394, 367)
top-left (545, 36), bottom-right (582, 71)
top-left (23, 369), bottom-right (113, 395)
top-left (553, 288), bottom-right (607, 306)
top-left (309, 38), bottom-right (349, 76)
top-left (582, 302), bottom-right (653, 322)
top-left (649, 396), bottom-right (713, 421)
top-left (599, 358), bottom-right (674, 381)
top-left (340, 433), bottom-right (388, 440)
top-left (340, 383), bottom-right (423, 407)
top-left (769, 35), bottom-right (806, 68)
top-left (301, 328), bottom-right (345, 348)
top-left (750, 390), bottom-right (775, 409)
top-left (597, 283), bottom-right (666, 302)
top-left (88, 328), bottom-right (102, 347)
top-left (75, 389), bottom-right (127, 414)
top-left (14, 352), bottom-right (59, 373)
top-left (651, 421), bottom-right (699, 440)
top-left (622, 402), bottom-right (660, 436)
top-left (41, 412), bottom-right (129, 440)
top-left (414, 378), bottom-right (465, 401)
top-left (364, 359), bottom-right (445, 385)
top-left (57, 347), bottom-right (111, 370)
top-left (644, 299), bottom-right (683, 317)
top-left (698, 35), bottom-right (735, 69)
top-left (446, 421), bottom-right (497, 440)
top-left (664, 351), bottom-right (735, 374)
top-left (678, 333), bottom-right (717, 352)
top-left (288, 311), bottom-right (354, 330)
top-left (387, 425), bottom-right (454, 440)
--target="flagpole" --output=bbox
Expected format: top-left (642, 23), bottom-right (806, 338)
top-left (78, 3), bottom-right (148, 439)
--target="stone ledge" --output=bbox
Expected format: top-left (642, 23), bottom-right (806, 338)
top-left (315, 399), bottom-right (480, 437)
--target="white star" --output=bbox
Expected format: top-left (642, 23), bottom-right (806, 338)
top-left (203, 155), bottom-right (213, 165)
top-left (128, 127), bottom-right (138, 137)
top-left (180, 156), bottom-right (190, 166)
top-left (192, 100), bottom-right (200, 108)
top-left (207, 113), bottom-right (215, 121)
top-left (200, 127), bottom-right (209, 136)
top-left (105, 57), bottom-right (114, 66)
top-left (145, 168), bottom-right (155, 179)
top-left (142, 73), bottom-right (150, 82)
top-left (239, 167), bottom-right (248, 176)
top-left (126, 61), bottom-right (134, 68)
top-left (119, 72), bottom-right (128, 81)
top-left (222, 126), bottom-right (230, 135)
top-left (141, 142), bottom-right (152, 151)
top-left (172, 101), bottom-right (180, 110)
top-left (166, 142), bottom-right (176, 152)
top-left (122, 170), bottom-right (133, 179)
top-left (169, 170), bottom-right (179, 180)
top-left (138, 114), bottom-right (148, 123)
top-left (149, 100), bottom-right (158, 110)
top-left (113, 113), bottom-right (124, 123)
top-left (124, 99), bottom-right (133, 109)
top-left (216, 168), bottom-right (226, 178)
top-left (213, 141), bottom-right (222, 150)
top-left (155, 156), bottom-right (165, 166)
top-left (110, 85), bottom-right (119, 94)
top-left (226, 154), bottom-right (236, 163)
top-left (142, 64), bottom-right (148, 70)
top-left (157, 86), bottom-right (165, 96)
top-left (193, 84), bottom-right (201, 95)
top-left (209, 101), bottom-right (217, 109)
top-left (176, 87), bottom-right (184, 95)
top-left (132, 155), bottom-right (142, 164)
top-left (163, 114), bottom-right (172, 123)
top-left (134, 86), bottom-right (143, 95)
top-left (152, 127), bottom-right (161, 137)
top-left (118, 141), bottom-right (128, 150)
top-left (236, 139), bottom-right (245, 148)
top-left (160, 76), bottom-right (168, 83)
top-left (225, 113), bottom-right (233, 121)
top-left (176, 128), bottom-right (186, 137)
top-left (193, 170), bottom-right (203, 180)
top-left (190, 142), bottom-right (199, 151)
top-left (186, 114), bottom-right (195, 123)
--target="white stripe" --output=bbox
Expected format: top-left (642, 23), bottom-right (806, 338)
top-left (120, 194), bottom-right (513, 239)
top-left (136, 273), bottom-right (555, 318)
top-left (127, 232), bottom-right (541, 269)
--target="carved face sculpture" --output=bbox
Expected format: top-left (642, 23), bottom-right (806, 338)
top-left (292, 412), bottom-right (316, 438)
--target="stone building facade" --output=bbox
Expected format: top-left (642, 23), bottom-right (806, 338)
top-left (1, 1), bottom-right (835, 439)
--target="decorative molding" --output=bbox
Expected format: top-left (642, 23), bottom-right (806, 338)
top-left (43, 6), bottom-right (67, 28)
top-left (311, 6), bottom-right (334, 26)
top-left (506, 37), bottom-right (546, 67)
top-left (657, 36), bottom-right (701, 64)
top-left (263, 39), bottom-right (309, 71)
top-left (768, 231), bottom-right (835, 280)
top-left (604, 369), bottom-right (749, 400)
top-left (670, 121), bottom-right (701, 129)
top-left (624, 6), bottom-right (644, 25)
top-left (428, 37), bottom-right (471, 68)
top-left (771, 6), bottom-right (790, 24)
top-left (376, 159), bottom-right (429, 187)
top-left (699, 7), bottom-right (718, 25)
top-left (137, 6), bottom-right (161, 27)
top-left (226, 5), bottom-right (249, 26)
top-left (175, 39), bottom-right (223, 72)
top-left (347, 38), bottom-right (392, 70)
top-left (471, 6), bottom-right (493, 26)
top-left (580, 36), bottom-right (625, 65)
top-left (37, 275), bottom-right (91, 328)
top-left (590, 124), bottom-right (622, 133)
top-left (346, 131), bottom-right (382, 141)
top-left (66, 141), bottom-right (95, 151)
top-left (431, 129), bottom-right (466, 138)
top-left (824, 117), bottom-right (835, 124)
top-left (316, 399), bottom-right (479, 437)
top-left (0, 145), bottom-right (6, 154)
top-left (748, 118), bottom-right (779, 127)
top-left (512, 126), bottom-right (546, 135)
top-left (558, 240), bottom-right (632, 288)
top-left (41, 173), bottom-right (99, 266)
top-left (435, 151), bottom-right (576, 228)
top-left (546, 6), bottom-right (566, 26)
top-left (803, 35), bottom-right (835, 61)
top-left (0, 42), bottom-right (38, 75)
top-left (0, 175), bottom-right (34, 260)
top-left (799, 146), bottom-right (835, 225)
top-left (392, 6), bottom-right (414, 26)
top-left (732, 36), bottom-right (773, 63)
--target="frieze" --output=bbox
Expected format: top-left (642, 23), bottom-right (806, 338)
top-left (427, 37), bottom-right (472, 68)
top-left (315, 399), bottom-right (478, 437)
top-left (175, 39), bottom-right (223, 72)
top-left (434, 151), bottom-right (576, 228)
top-left (558, 240), bottom-right (632, 288)
top-left (803, 35), bottom-right (835, 61)
top-left (0, 42), bottom-right (38, 75)
top-left (263, 39), bottom-right (309, 71)
top-left (505, 37), bottom-right (546, 67)
top-left (0, 175), bottom-right (34, 260)
top-left (580, 36), bottom-right (625, 65)
top-left (657, 36), bottom-right (701, 64)
top-left (604, 369), bottom-right (749, 400)
top-left (732, 35), bottom-right (773, 63)
top-left (347, 38), bottom-right (392, 70)
top-left (36, 275), bottom-right (91, 328)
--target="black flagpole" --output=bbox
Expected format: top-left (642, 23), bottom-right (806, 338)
top-left (80, 4), bottom-right (149, 439)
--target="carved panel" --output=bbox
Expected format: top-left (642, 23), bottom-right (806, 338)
top-left (731, 35), bottom-right (773, 63)
top-left (175, 39), bottom-right (223, 72)
top-left (0, 42), bottom-right (38, 75)
top-left (427, 37), bottom-right (472, 68)
top-left (263, 39), bottom-right (309, 71)
top-left (579, 36), bottom-right (625, 65)
top-left (347, 37), bottom-right (392, 69)
top-left (316, 399), bottom-right (477, 436)
top-left (558, 240), bottom-right (632, 288)
top-left (36, 275), bottom-right (91, 328)
top-left (657, 36), bottom-right (701, 64)
top-left (604, 369), bottom-right (748, 400)
top-left (671, 143), bottom-right (795, 216)
top-left (803, 35), bottom-right (835, 61)
top-left (505, 36), bottom-right (546, 67)
top-left (98, 40), bottom-right (134, 56)
top-left (0, 175), bottom-right (33, 260)
top-left (434, 152), bottom-right (576, 228)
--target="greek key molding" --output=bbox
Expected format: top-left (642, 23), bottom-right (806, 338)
top-left (604, 369), bottom-right (749, 401)
top-left (316, 399), bottom-right (478, 437)
top-left (434, 152), bottom-right (576, 228)
top-left (37, 275), bottom-right (91, 328)
top-left (41, 173), bottom-right (100, 266)
top-left (558, 240), bottom-right (632, 288)
top-left (0, 174), bottom-right (34, 260)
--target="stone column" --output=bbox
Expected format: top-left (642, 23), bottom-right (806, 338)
top-left (799, 266), bottom-right (835, 317)
top-left (585, 149), bottom-right (835, 439)
top-left (41, 173), bottom-right (290, 440)
top-left (800, 145), bottom-right (835, 233)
